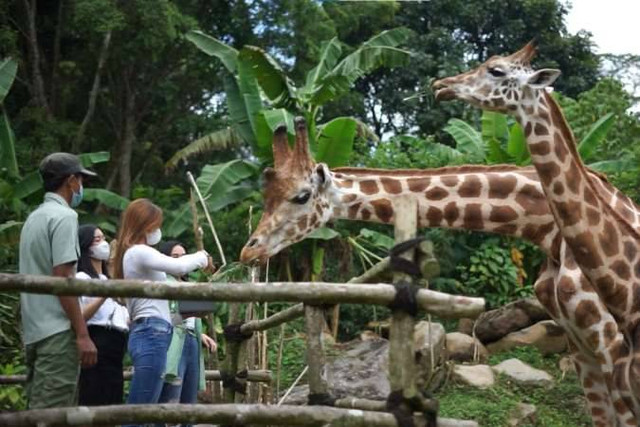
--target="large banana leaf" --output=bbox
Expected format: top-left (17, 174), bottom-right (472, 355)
top-left (83, 188), bottom-right (130, 210)
top-left (78, 151), bottom-right (110, 167)
top-left (241, 46), bottom-right (297, 109)
top-left (303, 38), bottom-right (342, 92)
top-left (507, 122), bottom-right (529, 165)
top-left (12, 171), bottom-right (42, 200)
top-left (164, 160), bottom-right (258, 238)
top-left (186, 30), bottom-right (238, 74)
top-left (0, 110), bottom-right (18, 178)
top-left (588, 158), bottom-right (637, 174)
top-left (223, 72), bottom-right (257, 150)
top-left (165, 127), bottom-right (242, 171)
top-left (443, 118), bottom-right (484, 162)
top-left (0, 58), bottom-right (17, 103)
top-left (578, 113), bottom-right (615, 161)
top-left (332, 27), bottom-right (412, 82)
top-left (315, 117), bottom-right (356, 167)
top-left (481, 112), bottom-right (508, 146)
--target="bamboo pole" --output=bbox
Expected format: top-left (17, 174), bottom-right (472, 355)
top-left (304, 305), bottom-right (329, 398)
top-left (241, 304), bottom-right (305, 334)
top-left (0, 403), bottom-right (478, 427)
top-left (388, 197), bottom-right (419, 397)
top-left (0, 371), bottom-right (272, 385)
top-left (0, 274), bottom-right (484, 319)
top-left (275, 323), bottom-right (286, 402)
top-left (222, 302), bottom-right (242, 403)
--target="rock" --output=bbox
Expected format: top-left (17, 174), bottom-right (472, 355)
top-left (414, 321), bottom-right (447, 391)
top-left (475, 298), bottom-right (550, 344)
top-left (282, 337), bottom-right (390, 405)
top-left (457, 318), bottom-right (475, 335)
top-left (446, 332), bottom-right (488, 363)
top-left (452, 364), bottom-right (495, 389)
top-left (486, 320), bottom-right (567, 355)
top-left (492, 358), bottom-right (553, 387)
top-left (508, 403), bottom-right (537, 426)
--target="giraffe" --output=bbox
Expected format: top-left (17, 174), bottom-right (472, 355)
top-left (240, 118), bottom-right (638, 426)
top-left (432, 42), bottom-right (640, 422)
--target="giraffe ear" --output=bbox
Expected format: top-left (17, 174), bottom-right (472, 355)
top-left (314, 163), bottom-right (330, 190)
top-left (527, 69), bottom-right (561, 88)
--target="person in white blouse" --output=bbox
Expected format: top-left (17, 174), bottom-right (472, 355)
top-left (110, 199), bottom-right (210, 420)
top-left (76, 224), bottom-right (129, 406)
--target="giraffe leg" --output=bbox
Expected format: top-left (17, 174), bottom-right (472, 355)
top-left (555, 244), bottom-right (637, 426)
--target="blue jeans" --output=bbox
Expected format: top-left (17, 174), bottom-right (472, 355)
top-left (159, 331), bottom-right (200, 405)
top-left (126, 317), bottom-right (172, 415)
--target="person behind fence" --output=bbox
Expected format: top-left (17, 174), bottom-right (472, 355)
top-left (111, 199), bottom-right (211, 416)
top-left (76, 224), bottom-right (130, 406)
top-left (158, 241), bottom-right (217, 411)
top-left (19, 152), bottom-right (98, 409)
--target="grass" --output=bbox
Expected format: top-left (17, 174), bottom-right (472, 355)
top-left (438, 347), bottom-right (591, 426)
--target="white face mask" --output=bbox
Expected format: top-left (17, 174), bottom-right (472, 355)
top-left (146, 228), bottom-right (162, 246)
top-left (89, 240), bottom-right (110, 261)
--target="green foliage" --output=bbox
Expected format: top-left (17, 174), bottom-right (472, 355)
top-left (0, 355), bottom-right (25, 411)
top-left (454, 238), bottom-right (533, 308)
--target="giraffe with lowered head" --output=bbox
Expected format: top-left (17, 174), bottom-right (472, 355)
top-left (240, 118), bottom-right (638, 425)
top-left (433, 42), bottom-right (640, 425)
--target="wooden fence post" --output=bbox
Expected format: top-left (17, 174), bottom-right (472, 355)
top-left (304, 304), bottom-right (329, 400)
top-left (388, 196), bottom-right (419, 398)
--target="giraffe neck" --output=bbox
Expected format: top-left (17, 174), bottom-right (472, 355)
top-left (326, 165), bottom-right (561, 259)
top-left (516, 91), bottom-right (640, 323)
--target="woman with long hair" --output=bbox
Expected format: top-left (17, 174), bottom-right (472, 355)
top-left (112, 199), bottom-right (209, 413)
top-left (76, 224), bottom-right (129, 406)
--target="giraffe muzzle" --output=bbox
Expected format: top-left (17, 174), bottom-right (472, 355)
top-left (432, 79), bottom-right (458, 101)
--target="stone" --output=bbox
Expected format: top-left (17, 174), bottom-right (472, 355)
top-left (446, 332), bottom-right (489, 363)
top-left (452, 364), bottom-right (495, 389)
top-left (486, 320), bottom-right (567, 355)
top-left (492, 358), bottom-right (553, 387)
top-left (457, 318), bottom-right (475, 335)
top-left (414, 321), bottom-right (447, 391)
top-left (508, 403), bottom-right (537, 426)
top-left (475, 298), bottom-right (550, 344)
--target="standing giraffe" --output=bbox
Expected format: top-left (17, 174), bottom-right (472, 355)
top-left (432, 43), bottom-right (640, 423)
top-left (240, 119), bottom-right (638, 425)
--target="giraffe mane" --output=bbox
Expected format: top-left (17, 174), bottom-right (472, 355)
top-left (333, 164), bottom-right (536, 177)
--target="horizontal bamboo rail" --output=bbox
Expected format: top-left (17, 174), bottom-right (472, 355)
top-left (240, 304), bottom-right (305, 334)
top-left (0, 370), bottom-right (272, 385)
top-left (0, 403), bottom-right (478, 427)
top-left (0, 274), bottom-right (484, 319)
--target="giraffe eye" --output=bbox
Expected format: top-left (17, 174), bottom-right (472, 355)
top-left (488, 67), bottom-right (506, 78)
top-left (291, 191), bottom-right (311, 205)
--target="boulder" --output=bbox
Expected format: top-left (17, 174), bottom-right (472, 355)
top-left (475, 298), bottom-right (550, 344)
top-left (446, 332), bottom-right (488, 363)
top-left (281, 323), bottom-right (450, 405)
top-left (457, 318), bottom-right (475, 335)
top-left (492, 358), bottom-right (553, 387)
top-left (414, 321), bottom-right (447, 392)
top-left (452, 364), bottom-right (495, 389)
top-left (508, 403), bottom-right (537, 426)
top-left (486, 320), bottom-right (567, 355)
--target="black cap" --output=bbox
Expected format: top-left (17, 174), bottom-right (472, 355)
top-left (39, 152), bottom-right (97, 181)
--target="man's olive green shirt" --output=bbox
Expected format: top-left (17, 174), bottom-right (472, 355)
top-left (19, 192), bottom-right (80, 345)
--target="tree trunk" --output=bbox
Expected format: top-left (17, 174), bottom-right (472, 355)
top-left (118, 86), bottom-right (136, 197)
top-left (73, 30), bottom-right (112, 152)
top-left (23, 0), bottom-right (51, 118)
top-left (49, 0), bottom-right (64, 116)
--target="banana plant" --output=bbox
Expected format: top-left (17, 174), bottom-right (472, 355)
top-left (443, 111), bottom-right (628, 172)
top-left (167, 28), bottom-right (412, 169)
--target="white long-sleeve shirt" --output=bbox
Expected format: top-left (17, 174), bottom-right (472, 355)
top-left (77, 272), bottom-right (130, 332)
top-left (123, 244), bottom-right (208, 323)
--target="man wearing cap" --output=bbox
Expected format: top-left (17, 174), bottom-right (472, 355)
top-left (19, 152), bottom-right (98, 409)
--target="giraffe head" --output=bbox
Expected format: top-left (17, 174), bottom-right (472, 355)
top-left (432, 42), bottom-right (561, 114)
top-left (240, 118), bottom-right (333, 264)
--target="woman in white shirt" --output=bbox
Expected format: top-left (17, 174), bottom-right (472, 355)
top-left (111, 199), bottom-right (209, 415)
top-left (76, 224), bottom-right (129, 406)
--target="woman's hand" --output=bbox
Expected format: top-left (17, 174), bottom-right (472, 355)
top-left (201, 333), bottom-right (217, 352)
